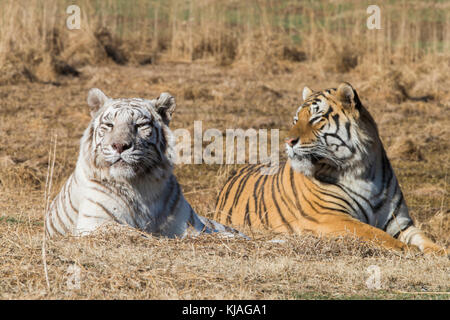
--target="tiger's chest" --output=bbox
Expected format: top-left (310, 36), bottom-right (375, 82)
top-left (80, 181), bottom-right (168, 232)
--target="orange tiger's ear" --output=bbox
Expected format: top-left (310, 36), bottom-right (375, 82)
top-left (87, 88), bottom-right (109, 117)
top-left (302, 86), bottom-right (313, 101)
top-left (336, 82), bottom-right (356, 109)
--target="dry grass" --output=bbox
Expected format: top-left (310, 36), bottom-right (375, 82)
top-left (0, 60), bottom-right (448, 299)
top-left (1, 223), bottom-right (449, 300)
top-left (0, 0), bottom-right (449, 299)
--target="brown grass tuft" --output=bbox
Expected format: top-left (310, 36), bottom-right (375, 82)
top-left (388, 137), bottom-right (424, 162)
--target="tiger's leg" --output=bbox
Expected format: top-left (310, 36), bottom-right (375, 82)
top-left (75, 214), bottom-right (108, 236)
top-left (75, 201), bottom-right (117, 236)
top-left (195, 214), bottom-right (249, 239)
top-left (183, 203), bottom-right (249, 239)
top-left (398, 226), bottom-right (447, 255)
top-left (306, 213), bottom-right (416, 252)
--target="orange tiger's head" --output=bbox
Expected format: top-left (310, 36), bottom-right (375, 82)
top-left (285, 82), bottom-right (379, 177)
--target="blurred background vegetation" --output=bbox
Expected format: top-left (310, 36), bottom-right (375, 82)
top-left (0, 0), bottom-right (448, 84)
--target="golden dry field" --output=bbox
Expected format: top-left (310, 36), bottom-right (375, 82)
top-left (0, 0), bottom-right (449, 299)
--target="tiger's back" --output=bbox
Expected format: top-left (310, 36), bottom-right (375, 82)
top-left (215, 161), bottom-right (403, 237)
top-left (216, 163), bottom-right (305, 233)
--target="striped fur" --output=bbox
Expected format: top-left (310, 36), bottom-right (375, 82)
top-left (45, 88), bottom-right (246, 239)
top-left (215, 83), bottom-right (445, 254)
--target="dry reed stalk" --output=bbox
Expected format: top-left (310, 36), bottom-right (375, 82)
top-left (41, 134), bottom-right (57, 291)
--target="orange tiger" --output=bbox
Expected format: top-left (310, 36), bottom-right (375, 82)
top-left (215, 82), bottom-right (446, 254)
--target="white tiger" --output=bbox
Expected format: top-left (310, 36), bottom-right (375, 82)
top-left (45, 88), bottom-right (247, 239)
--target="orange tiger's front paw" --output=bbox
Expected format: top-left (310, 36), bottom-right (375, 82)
top-left (422, 244), bottom-right (448, 257)
top-left (381, 239), bottom-right (421, 255)
top-left (402, 244), bottom-right (421, 254)
top-left (390, 240), bottom-right (420, 254)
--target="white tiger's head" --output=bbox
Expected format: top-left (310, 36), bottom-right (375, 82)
top-left (81, 88), bottom-right (176, 182)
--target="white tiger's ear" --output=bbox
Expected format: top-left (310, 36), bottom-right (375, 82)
top-left (156, 92), bottom-right (176, 125)
top-left (87, 88), bottom-right (109, 117)
top-left (336, 82), bottom-right (355, 108)
top-left (302, 86), bottom-right (313, 101)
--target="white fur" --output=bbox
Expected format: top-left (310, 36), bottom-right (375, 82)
top-left (45, 89), bottom-right (247, 239)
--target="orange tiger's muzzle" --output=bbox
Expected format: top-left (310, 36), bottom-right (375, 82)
top-left (286, 118), bottom-right (317, 148)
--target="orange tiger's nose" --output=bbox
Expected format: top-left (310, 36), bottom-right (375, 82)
top-left (285, 137), bottom-right (299, 147)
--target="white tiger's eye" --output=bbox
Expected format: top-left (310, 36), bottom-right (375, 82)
top-left (136, 122), bottom-right (151, 130)
top-left (102, 123), bottom-right (113, 130)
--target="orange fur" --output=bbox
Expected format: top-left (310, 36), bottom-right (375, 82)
top-left (215, 162), bottom-right (407, 251)
top-left (215, 83), bottom-right (446, 255)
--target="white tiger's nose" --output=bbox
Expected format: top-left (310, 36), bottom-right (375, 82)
top-left (112, 142), bottom-right (132, 154)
